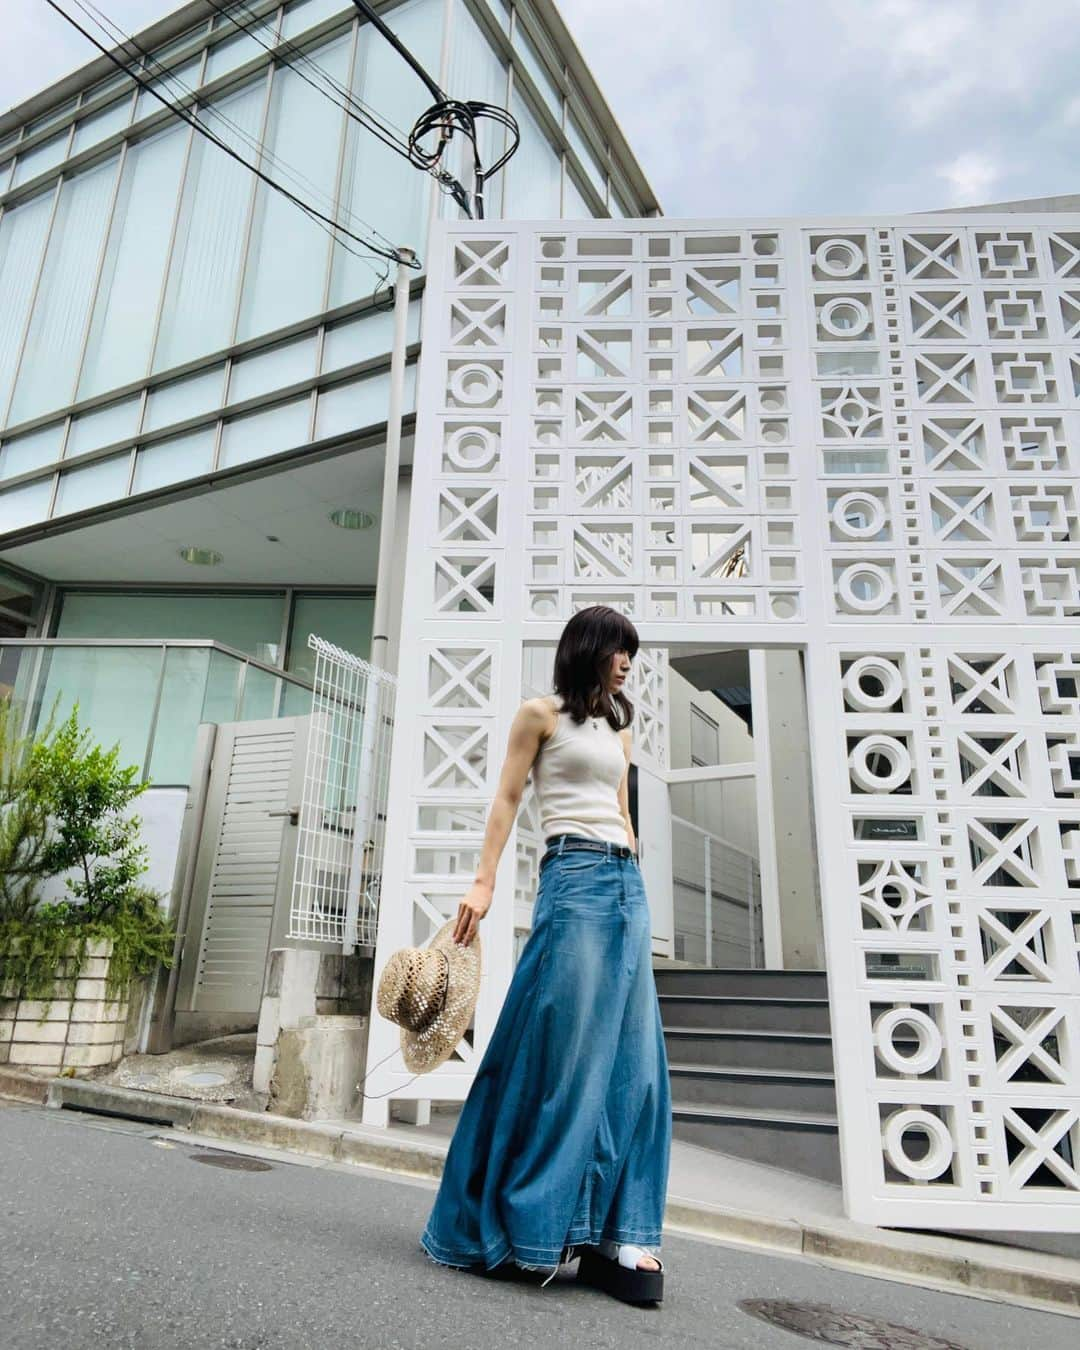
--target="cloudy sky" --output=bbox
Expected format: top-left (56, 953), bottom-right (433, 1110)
top-left (5, 0), bottom-right (1079, 216)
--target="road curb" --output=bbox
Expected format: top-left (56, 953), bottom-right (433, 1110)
top-left (4, 1068), bottom-right (1078, 1317)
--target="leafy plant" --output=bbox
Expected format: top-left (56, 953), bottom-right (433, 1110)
top-left (0, 697), bottom-right (52, 924)
top-left (0, 706), bottom-right (175, 1019)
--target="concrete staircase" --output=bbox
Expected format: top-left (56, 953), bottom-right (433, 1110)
top-left (656, 966), bottom-right (841, 1185)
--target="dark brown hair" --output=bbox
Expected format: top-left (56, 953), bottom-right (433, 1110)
top-left (551, 604), bottom-right (638, 730)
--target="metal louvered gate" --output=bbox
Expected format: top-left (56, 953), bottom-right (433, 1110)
top-left (175, 716), bottom-right (310, 1022)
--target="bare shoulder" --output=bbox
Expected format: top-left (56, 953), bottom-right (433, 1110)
top-left (520, 694), bottom-right (559, 741)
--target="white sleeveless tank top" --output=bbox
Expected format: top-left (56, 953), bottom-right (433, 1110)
top-left (530, 694), bottom-right (630, 846)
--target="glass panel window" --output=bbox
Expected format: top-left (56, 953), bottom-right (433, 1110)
top-left (321, 300), bottom-right (421, 372)
top-left (330, 0), bottom-right (443, 305)
top-left (562, 166), bottom-right (593, 219)
top-left (566, 110), bottom-right (606, 201)
top-left (34, 645), bottom-right (161, 781)
top-left (203, 24), bottom-right (273, 84)
top-left (27, 100), bottom-right (77, 139)
top-left (53, 452), bottom-right (131, 516)
top-left (0, 478), bottom-right (52, 532)
top-left (236, 35), bottom-right (351, 340)
top-left (281, 0), bottom-right (351, 39)
top-left (146, 644), bottom-right (212, 784)
top-left (11, 131), bottom-right (70, 188)
top-left (8, 154), bottom-right (120, 425)
top-left (133, 427), bottom-right (216, 493)
top-left (144, 365), bottom-right (225, 431)
top-left (0, 423), bottom-right (65, 480)
top-left (134, 57), bottom-right (204, 122)
top-left (287, 593), bottom-right (372, 678)
top-left (79, 123), bottom-right (193, 399)
top-left (229, 334), bottom-right (318, 405)
top-left (154, 79), bottom-right (267, 372)
top-left (66, 397), bottom-right (141, 458)
top-left (503, 90), bottom-right (560, 220)
top-left (0, 565), bottom-right (43, 621)
top-left (70, 97), bottom-right (134, 155)
top-left (56, 591), bottom-right (285, 659)
top-left (514, 26), bottom-right (562, 122)
top-left (219, 396), bottom-right (310, 467)
top-left (315, 370), bottom-right (391, 439)
top-left (0, 189), bottom-right (55, 424)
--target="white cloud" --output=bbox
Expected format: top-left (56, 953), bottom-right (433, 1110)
top-left (934, 150), bottom-right (1002, 205)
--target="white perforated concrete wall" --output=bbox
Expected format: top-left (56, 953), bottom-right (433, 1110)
top-left (363, 215), bottom-right (1080, 1232)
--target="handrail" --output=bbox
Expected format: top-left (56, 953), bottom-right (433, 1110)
top-left (0, 637), bottom-right (315, 690)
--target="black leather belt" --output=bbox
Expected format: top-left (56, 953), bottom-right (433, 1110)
top-left (540, 833), bottom-right (637, 867)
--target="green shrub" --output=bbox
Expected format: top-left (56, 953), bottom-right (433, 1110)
top-left (0, 705), bottom-right (176, 1018)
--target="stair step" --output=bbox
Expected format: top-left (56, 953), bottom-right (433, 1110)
top-left (663, 1028), bottom-right (834, 1072)
top-left (654, 967), bottom-right (828, 999)
top-left (669, 1063), bottom-right (836, 1113)
top-left (671, 1103), bottom-right (841, 1185)
top-left (659, 994), bottom-right (831, 1033)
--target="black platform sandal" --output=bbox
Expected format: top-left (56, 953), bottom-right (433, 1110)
top-left (576, 1240), bottom-right (664, 1305)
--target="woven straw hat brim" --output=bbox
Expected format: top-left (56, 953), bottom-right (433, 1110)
top-left (393, 917), bottom-right (482, 1074)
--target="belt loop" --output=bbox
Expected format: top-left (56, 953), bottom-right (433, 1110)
top-left (605, 839), bottom-right (612, 860)
top-left (557, 835), bottom-right (566, 856)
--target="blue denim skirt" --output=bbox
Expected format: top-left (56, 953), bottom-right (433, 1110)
top-left (419, 836), bottom-right (672, 1272)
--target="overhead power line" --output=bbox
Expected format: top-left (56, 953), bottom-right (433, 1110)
top-left (76, 0), bottom-right (401, 256)
top-left (42, 0), bottom-right (418, 275)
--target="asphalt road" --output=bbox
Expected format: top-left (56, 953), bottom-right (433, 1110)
top-left (0, 1097), bottom-right (1075, 1350)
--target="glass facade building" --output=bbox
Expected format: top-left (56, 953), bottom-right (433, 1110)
top-left (0, 0), bottom-right (658, 783)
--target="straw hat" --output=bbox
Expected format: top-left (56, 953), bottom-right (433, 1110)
top-left (375, 917), bottom-right (482, 1073)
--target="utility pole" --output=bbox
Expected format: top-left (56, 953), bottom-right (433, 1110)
top-left (343, 247), bottom-right (415, 955)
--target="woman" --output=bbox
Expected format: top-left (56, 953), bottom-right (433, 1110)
top-left (419, 605), bottom-right (671, 1305)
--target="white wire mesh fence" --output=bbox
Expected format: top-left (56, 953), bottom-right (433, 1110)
top-left (288, 635), bottom-right (397, 948)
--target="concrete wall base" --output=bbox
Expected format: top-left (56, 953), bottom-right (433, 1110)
top-left (254, 947), bottom-right (373, 1121)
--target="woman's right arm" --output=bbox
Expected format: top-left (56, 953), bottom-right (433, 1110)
top-left (451, 699), bottom-right (551, 947)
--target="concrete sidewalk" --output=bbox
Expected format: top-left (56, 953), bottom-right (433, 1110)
top-left (2, 1063), bottom-right (1078, 1320)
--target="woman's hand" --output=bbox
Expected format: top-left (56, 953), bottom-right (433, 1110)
top-left (453, 880), bottom-right (493, 947)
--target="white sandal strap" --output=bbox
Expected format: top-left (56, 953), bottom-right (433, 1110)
top-left (599, 1239), bottom-right (663, 1271)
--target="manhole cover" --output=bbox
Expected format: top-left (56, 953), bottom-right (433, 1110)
top-left (178, 1071), bottom-right (229, 1088)
top-left (737, 1301), bottom-right (970, 1350)
top-left (190, 1151), bottom-right (272, 1172)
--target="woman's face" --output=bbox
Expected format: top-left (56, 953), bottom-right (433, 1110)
top-left (605, 648), bottom-right (632, 692)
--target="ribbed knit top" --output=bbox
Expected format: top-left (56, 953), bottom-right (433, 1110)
top-left (531, 694), bottom-right (629, 846)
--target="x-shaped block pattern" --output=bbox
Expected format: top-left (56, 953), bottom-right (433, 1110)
top-left (914, 351), bottom-right (978, 405)
top-left (687, 388), bottom-right (748, 443)
top-left (935, 558), bottom-right (1008, 617)
top-left (978, 907), bottom-right (1055, 982)
top-left (989, 1005), bottom-right (1070, 1086)
top-left (946, 653), bottom-right (1019, 716)
top-left (433, 552), bottom-right (497, 613)
top-left (908, 289), bottom-right (970, 341)
top-left (1049, 231), bottom-right (1080, 278)
top-left (421, 722), bottom-right (489, 792)
top-left (426, 646), bottom-right (493, 710)
top-left (899, 231), bottom-right (965, 281)
top-left (920, 416), bottom-right (988, 473)
top-left (449, 296), bottom-right (508, 348)
top-left (927, 485), bottom-right (996, 542)
top-left (452, 238), bottom-right (510, 287)
top-left (573, 389), bottom-right (633, 443)
top-left (954, 730), bottom-right (1030, 798)
top-left (965, 816), bottom-right (1041, 888)
top-left (436, 484), bottom-right (500, 544)
top-left (1001, 1107), bottom-right (1080, 1192)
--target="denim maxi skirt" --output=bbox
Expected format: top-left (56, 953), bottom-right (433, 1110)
top-left (419, 837), bottom-right (672, 1272)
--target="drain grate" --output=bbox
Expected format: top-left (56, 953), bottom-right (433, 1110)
top-left (737, 1301), bottom-right (970, 1349)
top-left (190, 1151), bottom-right (273, 1172)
